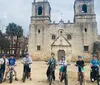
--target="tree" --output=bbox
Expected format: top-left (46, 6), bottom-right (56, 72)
top-left (6, 23), bottom-right (23, 57)
top-left (6, 23), bottom-right (17, 54)
top-left (0, 31), bottom-right (10, 54)
top-left (14, 25), bottom-right (23, 56)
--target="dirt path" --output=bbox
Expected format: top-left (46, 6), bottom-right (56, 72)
top-left (3, 61), bottom-right (96, 85)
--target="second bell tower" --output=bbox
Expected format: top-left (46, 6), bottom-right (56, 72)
top-left (31, 0), bottom-right (51, 23)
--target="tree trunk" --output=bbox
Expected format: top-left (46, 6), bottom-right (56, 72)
top-left (15, 36), bottom-right (19, 57)
top-left (11, 36), bottom-right (13, 55)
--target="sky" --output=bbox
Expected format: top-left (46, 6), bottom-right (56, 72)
top-left (0, 0), bottom-right (100, 35)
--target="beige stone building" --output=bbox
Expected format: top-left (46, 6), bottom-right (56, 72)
top-left (28, 0), bottom-right (98, 61)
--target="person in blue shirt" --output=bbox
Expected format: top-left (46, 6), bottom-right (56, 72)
top-left (4, 55), bottom-right (18, 81)
top-left (90, 54), bottom-right (99, 82)
top-left (90, 54), bottom-right (99, 67)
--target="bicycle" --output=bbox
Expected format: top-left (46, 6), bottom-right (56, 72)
top-left (48, 63), bottom-right (54, 85)
top-left (8, 65), bottom-right (17, 83)
top-left (97, 66), bottom-right (100, 85)
top-left (76, 65), bottom-right (84, 85)
top-left (60, 64), bottom-right (70, 85)
top-left (9, 67), bottom-right (14, 83)
top-left (22, 64), bottom-right (30, 82)
top-left (0, 66), bottom-right (3, 83)
top-left (90, 66), bottom-right (98, 82)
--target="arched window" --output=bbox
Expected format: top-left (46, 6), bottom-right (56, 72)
top-left (85, 28), bottom-right (87, 32)
top-left (82, 4), bottom-right (87, 13)
top-left (67, 35), bottom-right (72, 40)
top-left (38, 6), bottom-right (42, 15)
top-left (38, 29), bottom-right (40, 34)
top-left (52, 35), bottom-right (56, 40)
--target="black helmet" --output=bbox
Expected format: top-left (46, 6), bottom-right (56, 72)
top-left (1, 53), bottom-right (6, 57)
top-left (78, 56), bottom-right (82, 58)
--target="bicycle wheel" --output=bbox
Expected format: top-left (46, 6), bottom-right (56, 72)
top-left (23, 73), bottom-right (26, 82)
top-left (79, 75), bottom-right (82, 85)
top-left (9, 72), bottom-right (13, 83)
top-left (49, 75), bottom-right (52, 85)
top-left (64, 75), bottom-right (68, 85)
top-left (0, 73), bottom-right (3, 83)
top-left (97, 76), bottom-right (100, 85)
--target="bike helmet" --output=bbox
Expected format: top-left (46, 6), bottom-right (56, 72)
top-left (62, 56), bottom-right (65, 59)
top-left (25, 52), bottom-right (29, 56)
top-left (93, 54), bottom-right (97, 57)
top-left (78, 56), bottom-right (82, 58)
top-left (1, 53), bottom-right (6, 57)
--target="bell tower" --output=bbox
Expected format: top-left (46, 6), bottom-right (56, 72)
top-left (74, 0), bottom-right (96, 22)
top-left (74, 0), bottom-right (98, 53)
top-left (28, 0), bottom-right (51, 55)
top-left (31, 0), bottom-right (51, 23)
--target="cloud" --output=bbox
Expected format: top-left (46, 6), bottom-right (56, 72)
top-left (0, 0), bottom-right (99, 35)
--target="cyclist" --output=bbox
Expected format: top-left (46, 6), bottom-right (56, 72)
top-left (22, 53), bottom-right (33, 80)
top-left (0, 58), bottom-right (4, 77)
top-left (90, 54), bottom-right (99, 82)
top-left (76, 56), bottom-right (86, 85)
top-left (59, 56), bottom-right (67, 82)
top-left (4, 55), bottom-right (18, 81)
top-left (0, 54), bottom-right (8, 78)
top-left (46, 53), bottom-right (57, 83)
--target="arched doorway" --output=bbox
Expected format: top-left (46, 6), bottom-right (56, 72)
top-left (58, 50), bottom-right (65, 61)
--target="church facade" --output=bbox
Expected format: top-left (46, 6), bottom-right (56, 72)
top-left (28, 0), bottom-right (98, 61)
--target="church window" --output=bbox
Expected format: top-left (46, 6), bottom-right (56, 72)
top-left (60, 31), bottom-right (62, 34)
top-left (38, 6), bottom-right (42, 15)
top-left (38, 29), bottom-right (40, 34)
top-left (85, 28), bottom-right (87, 32)
top-left (52, 35), bottom-right (56, 40)
top-left (84, 46), bottom-right (89, 52)
top-left (37, 45), bottom-right (41, 51)
top-left (67, 35), bottom-right (72, 40)
top-left (82, 4), bottom-right (87, 13)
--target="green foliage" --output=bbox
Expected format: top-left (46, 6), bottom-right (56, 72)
top-left (6, 22), bottom-right (23, 56)
top-left (0, 30), bottom-right (10, 53)
top-left (6, 23), bottom-right (23, 37)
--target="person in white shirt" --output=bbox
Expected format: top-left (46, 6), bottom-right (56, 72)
top-left (0, 54), bottom-right (8, 79)
top-left (59, 56), bottom-right (67, 82)
top-left (22, 53), bottom-right (33, 80)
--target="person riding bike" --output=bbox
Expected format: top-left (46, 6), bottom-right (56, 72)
top-left (90, 54), bottom-right (99, 82)
top-left (76, 56), bottom-right (86, 85)
top-left (22, 53), bottom-right (33, 80)
top-left (59, 56), bottom-right (67, 82)
top-left (0, 58), bottom-right (4, 78)
top-left (46, 53), bottom-right (57, 83)
top-left (4, 55), bottom-right (18, 81)
top-left (0, 54), bottom-right (8, 78)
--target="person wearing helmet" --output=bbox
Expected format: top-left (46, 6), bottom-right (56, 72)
top-left (0, 54), bottom-right (8, 78)
top-left (22, 53), bottom-right (33, 80)
top-left (46, 53), bottom-right (57, 83)
top-left (90, 54), bottom-right (99, 82)
top-left (4, 55), bottom-right (18, 81)
top-left (59, 56), bottom-right (67, 82)
top-left (76, 56), bottom-right (86, 85)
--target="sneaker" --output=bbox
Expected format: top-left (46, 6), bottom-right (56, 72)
top-left (92, 78), bottom-right (94, 82)
top-left (84, 82), bottom-right (87, 85)
top-left (30, 78), bottom-right (32, 81)
top-left (76, 81), bottom-right (79, 85)
top-left (3, 78), bottom-right (6, 82)
top-left (53, 81), bottom-right (55, 84)
top-left (15, 78), bottom-right (18, 81)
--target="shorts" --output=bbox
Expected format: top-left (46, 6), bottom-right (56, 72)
top-left (77, 67), bottom-right (84, 72)
top-left (60, 66), bottom-right (65, 72)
